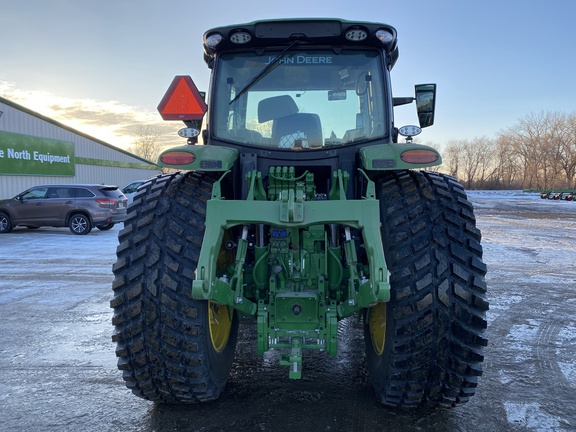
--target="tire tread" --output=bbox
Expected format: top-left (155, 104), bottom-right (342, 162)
top-left (365, 170), bottom-right (488, 408)
top-left (110, 172), bottom-right (237, 403)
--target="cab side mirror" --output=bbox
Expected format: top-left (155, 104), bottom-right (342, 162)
top-left (415, 84), bottom-right (436, 128)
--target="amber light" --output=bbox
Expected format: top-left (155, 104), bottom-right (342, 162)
top-left (400, 149), bottom-right (438, 164)
top-left (160, 151), bottom-right (196, 165)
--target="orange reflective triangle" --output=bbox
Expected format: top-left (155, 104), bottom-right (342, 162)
top-left (157, 76), bottom-right (207, 121)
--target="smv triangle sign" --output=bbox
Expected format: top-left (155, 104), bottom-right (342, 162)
top-left (157, 76), bottom-right (207, 121)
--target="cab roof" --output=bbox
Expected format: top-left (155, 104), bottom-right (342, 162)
top-left (202, 18), bottom-right (399, 69)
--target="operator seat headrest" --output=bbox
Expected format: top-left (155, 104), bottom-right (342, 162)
top-left (272, 113), bottom-right (323, 148)
top-left (258, 95), bottom-right (298, 123)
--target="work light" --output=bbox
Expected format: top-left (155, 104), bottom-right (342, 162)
top-left (376, 29), bottom-right (394, 44)
top-left (230, 31), bottom-right (251, 44)
top-left (205, 33), bottom-right (223, 48)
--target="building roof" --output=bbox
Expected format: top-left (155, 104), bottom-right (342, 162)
top-left (0, 95), bottom-right (157, 167)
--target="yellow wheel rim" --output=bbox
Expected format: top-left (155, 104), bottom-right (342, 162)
top-left (208, 301), bottom-right (232, 353)
top-left (369, 302), bottom-right (387, 356)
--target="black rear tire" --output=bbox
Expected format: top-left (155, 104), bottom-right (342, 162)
top-left (96, 223), bottom-right (114, 231)
top-left (0, 213), bottom-right (12, 233)
top-left (364, 170), bottom-right (488, 408)
top-left (111, 171), bottom-right (238, 403)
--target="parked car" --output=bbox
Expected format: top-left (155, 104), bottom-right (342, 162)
top-left (121, 180), bottom-right (147, 204)
top-left (0, 184), bottom-right (128, 235)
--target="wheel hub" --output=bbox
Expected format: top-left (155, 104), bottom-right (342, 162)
top-left (369, 302), bottom-right (387, 356)
top-left (208, 301), bottom-right (232, 352)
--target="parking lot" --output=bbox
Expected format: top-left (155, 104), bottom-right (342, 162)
top-left (0, 191), bottom-right (575, 431)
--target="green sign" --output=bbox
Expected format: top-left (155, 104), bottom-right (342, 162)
top-left (0, 131), bottom-right (75, 176)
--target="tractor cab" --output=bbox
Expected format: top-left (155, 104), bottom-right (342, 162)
top-left (210, 48), bottom-right (388, 149)
top-left (159, 19), bottom-right (436, 152)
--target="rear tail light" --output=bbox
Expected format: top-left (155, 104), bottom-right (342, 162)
top-left (400, 149), bottom-right (439, 164)
top-left (160, 151), bottom-right (196, 165)
top-left (96, 198), bottom-right (118, 208)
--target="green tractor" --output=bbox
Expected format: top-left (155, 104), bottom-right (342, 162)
top-left (111, 18), bottom-right (488, 408)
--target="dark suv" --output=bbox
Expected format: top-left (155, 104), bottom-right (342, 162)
top-left (0, 184), bottom-right (128, 235)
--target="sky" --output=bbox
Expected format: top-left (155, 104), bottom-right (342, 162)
top-left (1, 0), bottom-right (575, 151)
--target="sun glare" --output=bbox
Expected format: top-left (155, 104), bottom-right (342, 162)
top-left (0, 81), bottom-right (169, 150)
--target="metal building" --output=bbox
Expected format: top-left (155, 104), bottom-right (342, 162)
top-left (0, 96), bottom-right (162, 199)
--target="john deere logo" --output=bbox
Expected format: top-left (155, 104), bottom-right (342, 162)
top-left (266, 55), bottom-right (334, 65)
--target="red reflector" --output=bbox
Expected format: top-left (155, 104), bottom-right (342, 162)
top-left (160, 151), bottom-right (196, 165)
top-left (400, 149), bottom-right (438, 164)
top-left (157, 76), bottom-right (207, 121)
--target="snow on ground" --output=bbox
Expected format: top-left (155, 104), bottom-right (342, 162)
top-left (0, 190), bottom-right (575, 431)
top-left (0, 225), bottom-right (120, 305)
top-left (467, 190), bottom-right (576, 431)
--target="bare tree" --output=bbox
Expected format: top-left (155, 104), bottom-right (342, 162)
top-left (472, 137), bottom-right (495, 188)
top-left (443, 140), bottom-right (464, 179)
top-left (541, 112), bottom-right (566, 188)
top-left (503, 112), bottom-right (549, 190)
top-left (492, 136), bottom-right (521, 189)
top-left (128, 125), bottom-right (163, 163)
top-left (557, 113), bottom-right (576, 188)
top-left (500, 112), bottom-right (574, 190)
top-left (440, 138), bottom-right (494, 188)
top-left (435, 111), bottom-right (576, 190)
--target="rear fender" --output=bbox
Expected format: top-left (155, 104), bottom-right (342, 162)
top-left (360, 142), bottom-right (441, 170)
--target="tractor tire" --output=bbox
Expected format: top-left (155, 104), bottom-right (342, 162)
top-left (111, 171), bottom-right (238, 403)
top-left (364, 170), bottom-right (488, 408)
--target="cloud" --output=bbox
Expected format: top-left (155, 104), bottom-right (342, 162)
top-left (0, 81), bottom-right (179, 149)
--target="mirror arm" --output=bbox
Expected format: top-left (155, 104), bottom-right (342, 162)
top-left (393, 97), bottom-right (415, 107)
